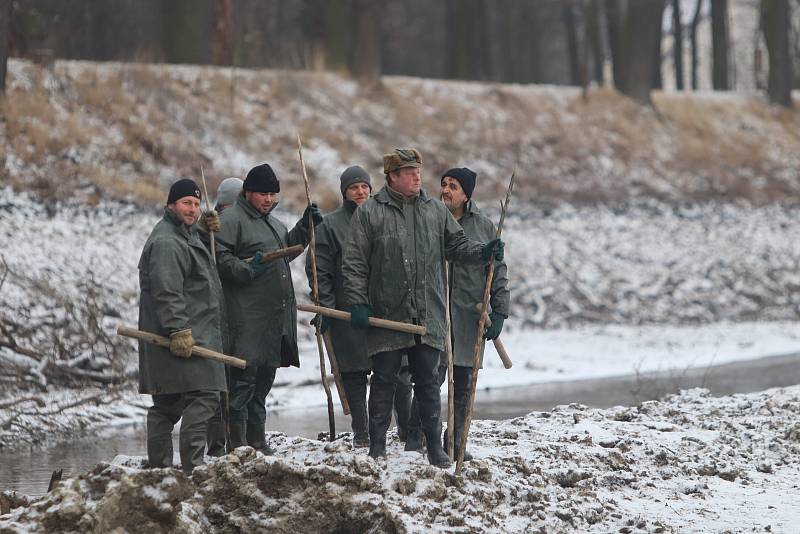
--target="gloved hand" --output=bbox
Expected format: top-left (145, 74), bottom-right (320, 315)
top-left (198, 209), bottom-right (221, 233)
top-left (301, 203), bottom-right (323, 230)
top-left (350, 304), bottom-right (371, 330)
top-left (480, 238), bottom-right (505, 262)
top-left (250, 251), bottom-right (269, 275)
top-left (310, 314), bottom-right (331, 334)
top-left (169, 328), bottom-right (194, 358)
top-left (484, 312), bottom-right (506, 340)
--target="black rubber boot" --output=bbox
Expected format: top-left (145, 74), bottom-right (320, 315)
top-left (426, 430), bottom-right (452, 468)
top-left (367, 370), bottom-right (396, 460)
top-left (393, 367), bottom-right (413, 442)
top-left (229, 419), bottom-right (247, 449)
top-left (449, 365), bottom-right (474, 461)
top-left (247, 419), bottom-right (275, 455)
top-left (343, 372), bottom-right (369, 448)
top-left (404, 396), bottom-right (425, 452)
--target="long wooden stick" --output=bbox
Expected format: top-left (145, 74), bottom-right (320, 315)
top-left (445, 261), bottom-right (455, 459)
top-left (474, 304), bottom-right (513, 370)
top-left (243, 245), bottom-right (304, 263)
top-left (298, 134), bottom-right (336, 441)
top-left (117, 325), bottom-right (246, 369)
top-left (199, 166), bottom-right (216, 265)
top-left (322, 331), bottom-right (351, 416)
top-left (297, 303), bottom-right (427, 336)
top-left (456, 173), bottom-right (514, 475)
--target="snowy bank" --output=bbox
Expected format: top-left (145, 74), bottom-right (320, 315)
top-left (2, 386), bottom-right (799, 533)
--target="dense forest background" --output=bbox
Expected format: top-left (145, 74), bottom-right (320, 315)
top-left (1, 0), bottom-right (798, 106)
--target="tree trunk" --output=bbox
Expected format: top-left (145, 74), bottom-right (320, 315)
top-left (212, 0), bottom-right (232, 66)
top-left (587, 0), bottom-right (605, 85)
top-left (652, 8), bottom-right (663, 89)
top-left (672, 0), bottom-right (684, 90)
top-left (564, 0), bottom-right (581, 86)
top-left (349, 0), bottom-right (383, 80)
top-left (619, 0), bottom-right (666, 105)
top-left (605, 0), bottom-right (626, 90)
top-left (0, 0), bottom-right (10, 95)
top-left (690, 0), bottom-right (703, 89)
top-left (761, 0), bottom-right (793, 107)
top-left (711, 0), bottom-right (729, 90)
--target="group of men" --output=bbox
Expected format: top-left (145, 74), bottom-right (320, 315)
top-left (137, 148), bottom-right (509, 474)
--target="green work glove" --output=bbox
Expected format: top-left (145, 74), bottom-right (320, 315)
top-left (350, 304), bottom-right (371, 330)
top-left (310, 314), bottom-right (331, 334)
top-left (484, 312), bottom-right (506, 340)
top-left (169, 328), bottom-right (194, 358)
top-left (250, 251), bottom-right (269, 275)
top-left (481, 238), bottom-right (505, 262)
top-left (301, 203), bottom-right (323, 229)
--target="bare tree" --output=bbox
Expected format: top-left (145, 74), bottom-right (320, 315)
top-left (0, 0), bottom-right (10, 95)
top-left (672, 0), bottom-right (684, 89)
top-left (711, 0), bottom-right (730, 89)
top-left (586, 0), bottom-right (605, 85)
top-left (564, 0), bottom-right (581, 86)
top-left (605, 0), bottom-right (626, 89)
top-left (690, 0), bottom-right (703, 89)
top-left (349, 0), bottom-right (384, 80)
top-left (212, 0), bottom-right (232, 66)
top-left (761, 0), bottom-right (793, 107)
top-left (619, 0), bottom-right (666, 105)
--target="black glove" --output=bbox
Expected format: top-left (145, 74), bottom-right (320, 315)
top-left (301, 203), bottom-right (323, 229)
top-left (481, 238), bottom-right (505, 262)
top-left (310, 314), bottom-right (331, 334)
top-left (484, 312), bottom-right (505, 340)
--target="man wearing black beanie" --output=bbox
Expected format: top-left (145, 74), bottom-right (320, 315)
top-left (215, 162), bottom-right (323, 453)
top-left (138, 178), bottom-right (226, 473)
top-left (407, 166), bottom-right (509, 461)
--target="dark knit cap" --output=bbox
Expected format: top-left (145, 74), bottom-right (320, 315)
top-left (244, 164), bottom-right (280, 193)
top-left (167, 178), bottom-right (201, 204)
top-left (441, 167), bottom-right (477, 199)
top-left (339, 165), bottom-right (372, 197)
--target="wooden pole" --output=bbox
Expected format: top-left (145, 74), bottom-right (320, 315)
top-left (296, 303), bottom-right (427, 336)
top-left (243, 245), bottom-right (304, 263)
top-left (117, 325), bottom-right (246, 369)
top-left (323, 331), bottom-right (351, 416)
top-left (474, 304), bottom-right (513, 370)
top-left (199, 166), bottom-right (216, 264)
top-left (445, 261), bottom-right (455, 459)
top-left (298, 134), bottom-right (336, 441)
top-left (456, 173), bottom-right (514, 475)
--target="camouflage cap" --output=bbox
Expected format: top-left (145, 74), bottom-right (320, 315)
top-left (383, 148), bottom-right (422, 174)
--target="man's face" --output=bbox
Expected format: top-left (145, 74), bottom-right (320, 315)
top-left (245, 190), bottom-right (278, 215)
top-left (345, 182), bottom-right (371, 205)
top-left (440, 176), bottom-right (467, 212)
top-left (388, 167), bottom-right (422, 197)
top-left (168, 196), bottom-right (201, 226)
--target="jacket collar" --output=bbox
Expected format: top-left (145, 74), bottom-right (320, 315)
top-left (163, 207), bottom-right (192, 238)
top-left (375, 185), bottom-right (431, 209)
top-left (343, 198), bottom-right (359, 214)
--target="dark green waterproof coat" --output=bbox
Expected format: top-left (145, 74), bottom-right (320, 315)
top-left (342, 186), bottom-right (486, 357)
top-left (216, 193), bottom-right (308, 368)
top-left (449, 200), bottom-right (510, 368)
top-left (137, 209), bottom-right (227, 395)
top-left (306, 199), bottom-right (370, 373)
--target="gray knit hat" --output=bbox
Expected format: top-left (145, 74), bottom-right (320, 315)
top-left (216, 177), bottom-right (243, 207)
top-left (339, 166), bottom-right (372, 197)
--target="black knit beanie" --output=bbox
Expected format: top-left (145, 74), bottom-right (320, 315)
top-left (441, 167), bottom-right (477, 199)
top-left (244, 164), bottom-right (280, 193)
top-left (167, 178), bottom-right (201, 204)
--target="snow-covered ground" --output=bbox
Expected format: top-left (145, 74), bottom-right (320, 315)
top-left (3, 385), bottom-right (800, 533)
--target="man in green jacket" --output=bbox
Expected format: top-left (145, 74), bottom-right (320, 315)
top-left (138, 178), bottom-right (227, 474)
top-left (306, 165), bottom-right (373, 446)
top-left (342, 148), bottom-right (504, 467)
top-left (406, 167), bottom-right (510, 460)
top-left (215, 163), bottom-right (322, 453)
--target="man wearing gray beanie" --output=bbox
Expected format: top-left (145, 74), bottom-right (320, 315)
top-left (216, 177), bottom-right (243, 212)
top-left (306, 165), bottom-right (374, 447)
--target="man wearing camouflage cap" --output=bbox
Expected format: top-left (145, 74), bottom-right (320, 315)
top-left (341, 148), bottom-right (504, 467)
top-left (138, 178), bottom-right (227, 474)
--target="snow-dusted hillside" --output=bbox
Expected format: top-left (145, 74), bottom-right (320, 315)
top-left (3, 386), bottom-right (800, 533)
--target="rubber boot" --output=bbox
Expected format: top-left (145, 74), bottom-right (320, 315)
top-left (146, 436), bottom-right (174, 469)
top-left (367, 374), bottom-right (396, 459)
top-left (393, 367), bottom-right (413, 442)
top-left (247, 419), bottom-right (274, 455)
top-left (449, 366), bottom-right (473, 461)
top-left (404, 396), bottom-right (424, 452)
top-left (229, 419), bottom-right (247, 449)
top-left (343, 372), bottom-right (369, 447)
top-left (206, 409), bottom-right (226, 457)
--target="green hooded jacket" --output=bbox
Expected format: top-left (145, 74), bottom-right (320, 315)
top-left (342, 185), bottom-right (487, 357)
top-left (137, 208), bottom-right (227, 395)
top-left (306, 199), bottom-right (370, 373)
top-left (215, 193), bottom-right (308, 368)
top-left (449, 200), bottom-right (510, 367)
